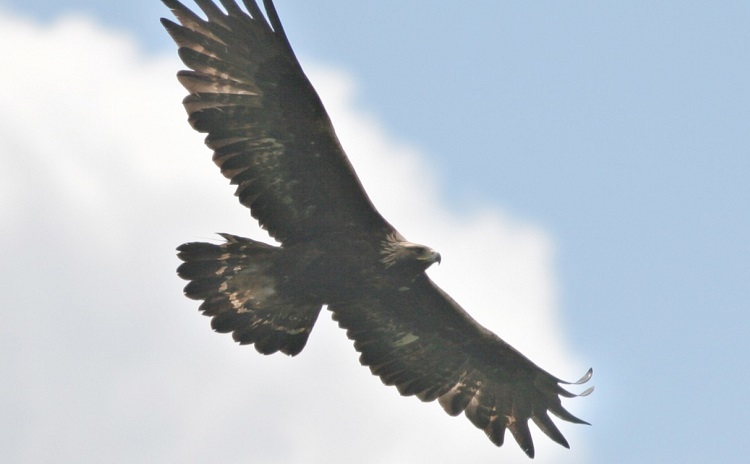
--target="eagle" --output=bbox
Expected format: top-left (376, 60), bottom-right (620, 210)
top-left (162, 0), bottom-right (592, 458)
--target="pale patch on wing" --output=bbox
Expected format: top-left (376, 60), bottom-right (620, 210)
top-left (393, 332), bottom-right (419, 347)
top-left (177, 72), bottom-right (259, 96)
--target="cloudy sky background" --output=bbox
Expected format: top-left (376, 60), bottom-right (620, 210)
top-left (1, 1), bottom-right (748, 463)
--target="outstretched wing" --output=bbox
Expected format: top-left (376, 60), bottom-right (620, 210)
top-left (330, 276), bottom-right (592, 458)
top-left (161, 0), bottom-right (394, 245)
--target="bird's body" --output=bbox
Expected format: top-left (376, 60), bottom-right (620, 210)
top-left (162, 0), bottom-right (592, 457)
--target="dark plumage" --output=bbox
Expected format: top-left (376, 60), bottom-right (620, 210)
top-left (163, 0), bottom-right (592, 458)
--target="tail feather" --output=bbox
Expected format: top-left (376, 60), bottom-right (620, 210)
top-left (177, 234), bottom-right (321, 356)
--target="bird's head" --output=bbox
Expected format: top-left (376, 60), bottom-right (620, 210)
top-left (403, 242), bottom-right (442, 268)
top-left (381, 235), bottom-right (441, 273)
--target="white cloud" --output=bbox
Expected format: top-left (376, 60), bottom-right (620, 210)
top-left (0, 10), bottom-right (590, 464)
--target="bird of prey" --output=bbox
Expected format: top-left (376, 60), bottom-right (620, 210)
top-left (162, 0), bottom-right (592, 458)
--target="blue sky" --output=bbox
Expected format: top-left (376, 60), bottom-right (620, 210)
top-left (2, 1), bottom-right (749, 462)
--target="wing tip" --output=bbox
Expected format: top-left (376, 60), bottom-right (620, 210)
top-left (555, 367), bottom-right (594, 398)
top-left (558, 367), bottom-right (593, 386)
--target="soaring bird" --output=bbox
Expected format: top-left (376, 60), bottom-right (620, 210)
top-left (162, 0), bottom-right (592, 458)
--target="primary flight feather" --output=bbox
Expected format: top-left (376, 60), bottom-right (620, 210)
top-left (162, 0), bottom-right (592, 457)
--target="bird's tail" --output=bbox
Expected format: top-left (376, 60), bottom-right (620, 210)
top-left (177, 234), bottom-right (322, 356)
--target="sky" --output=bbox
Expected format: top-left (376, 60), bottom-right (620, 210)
top-left (1, 1), bottom-right (748, 463)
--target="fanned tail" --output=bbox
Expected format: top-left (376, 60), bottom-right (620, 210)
top-left (177, 234), bottom-right (322, 356)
